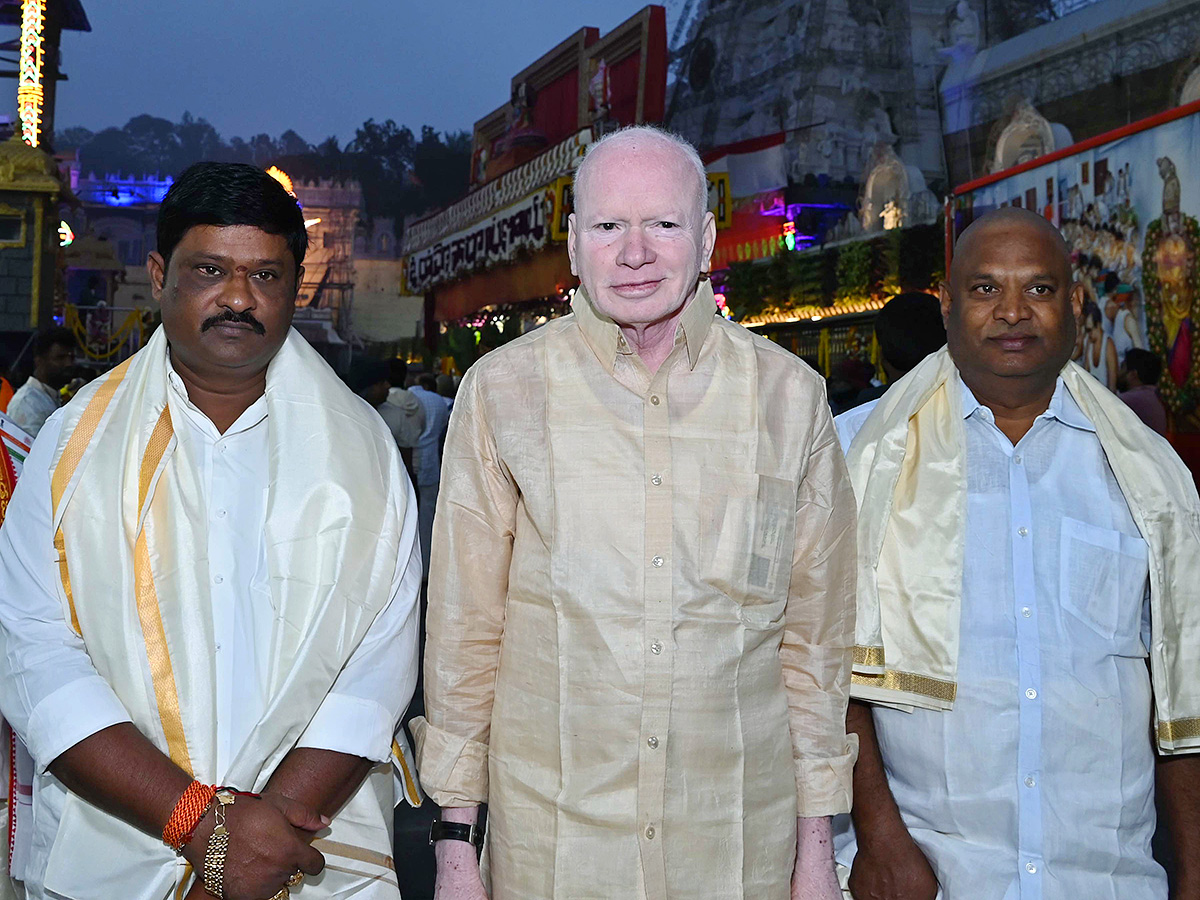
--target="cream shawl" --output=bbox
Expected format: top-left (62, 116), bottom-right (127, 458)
top-left (40, 327), bottom-right (413, 898)
top-left (846, 347), bottom-right (1200, 754)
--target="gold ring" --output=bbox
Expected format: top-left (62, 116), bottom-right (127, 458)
top-left (267, 889), bottom-right (289, 900)
top-left (287, 871), bottom-right (304, 887)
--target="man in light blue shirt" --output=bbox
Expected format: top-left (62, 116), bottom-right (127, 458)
top-left (410, 372), bottom-right (450, 577)
top-left (835, 209), bottom-right (1199, 900)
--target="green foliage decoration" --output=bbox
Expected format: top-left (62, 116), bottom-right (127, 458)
top-left (720, 222), bottom-right (944, 321)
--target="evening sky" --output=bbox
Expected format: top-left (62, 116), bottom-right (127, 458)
top-left (37, 0), bottom-right (662, 143)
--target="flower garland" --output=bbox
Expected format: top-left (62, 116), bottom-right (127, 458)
top-left (1142, 214), bottom-right (1200, 413)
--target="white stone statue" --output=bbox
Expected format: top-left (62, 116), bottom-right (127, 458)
top-left (938, 0), bottom-right (980, 58)
top-left (881, 199), bottom-right (904, 231)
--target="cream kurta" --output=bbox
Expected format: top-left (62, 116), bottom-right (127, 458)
top-left (412, 284), bottom-right (858, 900)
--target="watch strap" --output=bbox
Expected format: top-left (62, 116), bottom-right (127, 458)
top-left (429, 819), bottom-right (482, 847)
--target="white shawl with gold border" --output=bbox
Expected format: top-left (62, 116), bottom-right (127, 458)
top-left (846, 347), bottom-right (1200, 753)
top-left (41, 326), bottom-right (414, 898)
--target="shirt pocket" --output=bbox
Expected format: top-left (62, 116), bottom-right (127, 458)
top-left (1059, 516), bottom-right (1148, 644)
top-left (700, 469), bottom-right (796, 619)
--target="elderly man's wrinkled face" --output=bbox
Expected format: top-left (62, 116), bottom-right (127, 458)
top-left (568, 140), bottom-right (715, 329)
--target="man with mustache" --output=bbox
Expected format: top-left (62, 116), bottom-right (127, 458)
top-left (0, 163), bottom-right (421, 899)
top-left (835, 207), bottom-right (1200, 899)
top-left (6, 328), bottom-right (76, 438)
top-left (414, 126), bottom-right (858, 900)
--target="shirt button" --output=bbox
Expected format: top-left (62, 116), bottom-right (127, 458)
top-left (645, 825), bottom-right (656, 840)
top-left (650, 641), bottom-right (663, 655)
top-left (216, 508), bottom-right (227, 519)
top-left (649, 395), bottom-right (660, 406)
top-left (1024, 775), bottom-right (1036, 788)
top-left (1025, 688), bottom-right (1038, 700)
top-left (1014, 454), bottom-right (1023, 465)
top-left (647, 736), bottom-right (659, 749)
top-left (650, 474), bottom-right (663, 486)
top-left (1026, 862), bottom-right (1038, 874)
top-left (1017, 526), bottom-right (1029, 537)
top-left (213, 575), bottom-right (224, 585)
top-left (651, 555), bottom-right (664, 568)
top-left (1021, 607), bottom-right (1032, 618)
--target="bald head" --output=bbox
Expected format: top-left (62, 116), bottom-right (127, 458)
top-left (952, 207), bottom-right (1073, 283)
top-left (574, 126), bottom-right (708, 224)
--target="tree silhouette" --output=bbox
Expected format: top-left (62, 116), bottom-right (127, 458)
top-left (56, 114), bottom-right (472, 222)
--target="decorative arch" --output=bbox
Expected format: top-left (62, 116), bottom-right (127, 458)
top-left (992, 98), bottom-right (1056, 173)
top-left (1182, 64), bottom-right (1200, 105)
top-left (860, 144), bottom-right (910, 233)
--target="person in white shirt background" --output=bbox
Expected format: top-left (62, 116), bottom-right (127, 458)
top-left (836, 208), bottom-right (1200, 900)
top-left (0, 162), bottom-right (421, 900)
top-left (5, 328), bottom-right (75, 438)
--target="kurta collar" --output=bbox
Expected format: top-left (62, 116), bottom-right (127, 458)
top-left (958, 371), bottom-right (1096, 433)
top-left (165, 349), bottom-right (268, 438)
top-left (571, 281), bottom-right (718, 375)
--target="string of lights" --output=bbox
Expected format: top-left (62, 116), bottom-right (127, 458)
top-left (17, 0), bottom-right (46, 148)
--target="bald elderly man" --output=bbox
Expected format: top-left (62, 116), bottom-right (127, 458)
top-left (835, 208), bottom-right (1200, 900)
top-left (412, 126), bottom-right (860, 900)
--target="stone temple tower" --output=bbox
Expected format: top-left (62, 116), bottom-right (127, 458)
top-left (666, 0), bottom-right (953, 194)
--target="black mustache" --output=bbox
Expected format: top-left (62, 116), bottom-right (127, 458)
top-left (201, 309), bottom-right (265, 335)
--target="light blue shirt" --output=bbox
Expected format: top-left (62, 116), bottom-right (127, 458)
top-left (834, 375), bottom-right (1165, 900)
top-left (410, 385), bottom-right (450, 487)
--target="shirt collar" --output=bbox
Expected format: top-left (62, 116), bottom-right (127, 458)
top-left (28, 376), bottom-right (58, 401)
top-left (958, 371), bottom-right (1096, 433)
top-left (165, 349), bottom-right (268, 438)
top-left (571, 280), bottom-right (718, 375)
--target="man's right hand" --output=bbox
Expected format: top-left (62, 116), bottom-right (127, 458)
top-left (433, 840), bottom-right (490, 900)
top-left (182, 792), bottom-right (326, 900)
top-left (847, 832), bottom-right (938, 900)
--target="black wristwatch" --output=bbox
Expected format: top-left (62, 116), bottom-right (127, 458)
top-left (429, 819), bottom-right (483, 848)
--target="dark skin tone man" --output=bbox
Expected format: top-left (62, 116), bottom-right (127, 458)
top-left (47, 222), bottom-right (375, 900)
top-left (31, 336), bottom-right (75, 393)
top-left (846, 207), bottom-right (1200, 900)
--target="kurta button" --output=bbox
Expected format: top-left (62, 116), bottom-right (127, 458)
top-left (651, 556), bottom-right (664, 568)
top-left (1021, 607), bottom-right (1032, 618)
top-left (216, 508), bottom-right (227, 518)
top-left (1025, 688), bottom-right (1037, 700)
top-left (213, 575), bottom-right (224, 585)
top-left (651, 640), bottom-right (663, 654)
top-left (1017, 526), bottom-right (1028, 537)
top-left (1025, 862), bottom-right (1037, 874)
top-left (645, 825), bottom-right (655, 840)
top-left (1014, 454), bottom-right (1023, 464)
top-left (651, 474), bottom-right (662, 486)
top-left (647, 736), bottom-right (659, 749)
top-left (1024, 775), bottom-right (1036, 787)
top-left (649, 395), bottom-right (660, 406)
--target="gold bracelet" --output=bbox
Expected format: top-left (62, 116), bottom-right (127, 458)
top-left (202, 790), bottom-right (236, 898)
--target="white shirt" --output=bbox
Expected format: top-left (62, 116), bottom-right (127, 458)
top-left (834, 376), bottom-right (1166, 900)
top-left (0, 357), bottom-right (421, 887)
top-left (6, 377), bottom-right (59, 438)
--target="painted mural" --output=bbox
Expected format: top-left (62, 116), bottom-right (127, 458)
top-left (955, 106), bottom-right (1200, 425)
